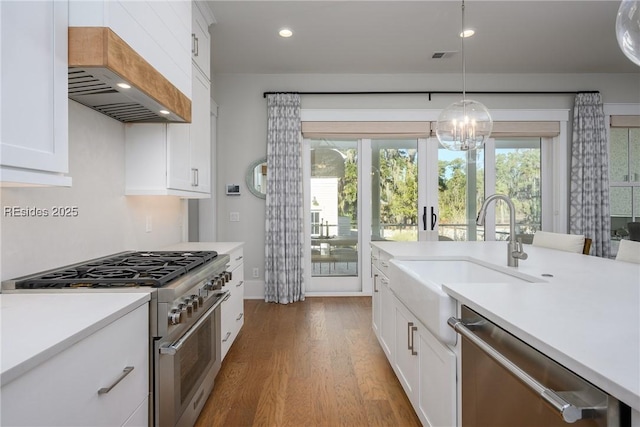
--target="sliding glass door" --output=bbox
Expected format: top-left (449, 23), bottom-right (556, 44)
top-left (306, 139), bottom-right (361, 292)
top-left (371, 139), bottom-right (419, 242)
top-left (303, 136), bottom-right (548, 294)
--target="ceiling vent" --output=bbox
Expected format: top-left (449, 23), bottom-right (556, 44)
top-left (68, 27), bottom-right (191, 123)
top-left (432, 51), bottom-right (457, 59)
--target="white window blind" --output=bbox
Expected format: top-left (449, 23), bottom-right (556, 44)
top-left (302, 120), bottom-right (560, 139)
top-left (610, 115), bottom-right (640, 128)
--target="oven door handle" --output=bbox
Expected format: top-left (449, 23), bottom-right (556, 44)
top-left (447, 317), bottom-right (603, 424)
top-left (160, 291), bottom-right (228, 356)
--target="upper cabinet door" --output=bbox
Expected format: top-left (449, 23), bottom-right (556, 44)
top-left (0, 1), bottom-right (71, 186)
top-left (192, 2), bottom-right (211, 80)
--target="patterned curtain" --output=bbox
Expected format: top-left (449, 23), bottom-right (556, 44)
top-left (570, 92), bottom-right (611, 257)
top-left (264, 93), bottom-right (305, 304)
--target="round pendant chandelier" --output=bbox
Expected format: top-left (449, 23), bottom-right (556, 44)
top-left (436, 0), bottom-right (493, 151)
top-left (616, 0), bottom-right (640, 67)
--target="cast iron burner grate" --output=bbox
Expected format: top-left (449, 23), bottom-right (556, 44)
top-left (15, 251), bottom-right (218, 289)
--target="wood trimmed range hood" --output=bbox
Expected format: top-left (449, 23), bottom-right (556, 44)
top-left (68, 27), bottom-right (191, 123)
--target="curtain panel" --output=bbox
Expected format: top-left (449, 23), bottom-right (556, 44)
top-left (264, 93), bottom-right (305, 304)
top-left (570, 93), bottom-right (611, 257)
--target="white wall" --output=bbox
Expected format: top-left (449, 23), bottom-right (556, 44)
top-left (0, 101), bottom-right (185, 281)
top-left (208, 72), bottom-right (640, 298)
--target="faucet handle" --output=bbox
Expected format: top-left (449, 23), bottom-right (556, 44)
top-left (513, 238), bottom-right (528, 260)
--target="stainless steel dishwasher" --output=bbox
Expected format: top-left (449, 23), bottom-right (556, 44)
top-left (448, 306), bottom-right (631, 427)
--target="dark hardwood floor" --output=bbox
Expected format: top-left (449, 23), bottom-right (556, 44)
top-left (195, 297), bottom-right (421, 427)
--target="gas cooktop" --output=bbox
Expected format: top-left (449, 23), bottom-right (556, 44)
top-left (12, 251), bottom-right (219, 289)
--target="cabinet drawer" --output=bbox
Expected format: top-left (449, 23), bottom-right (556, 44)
top-left (221, 264), bottom-right (244, 360)
top-left (226, 247), bottom-right (244, 272)
top-left (371, 246), bottom-right (391, 275)
top-left (1, 305), bottom-right (149, 426)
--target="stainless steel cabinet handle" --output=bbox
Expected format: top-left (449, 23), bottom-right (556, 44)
top-left (98, 366), bottom-right (134, 395)
top-left (222, 331), bottom-right (232, 342)
top-left (410, 324), bottom-right (418, 355)
top-left (380, 261), bottom-right (389, 268)
top-left (223, 293), bottom-right (231, 302)
top-left (192, 34), bottom-right (199, 56)
top-left (448, 317), bottom-right (601, 424)
top-left (380, 276), bottom-right (389, 285)
top-left (236, 312), bottom-right (244, 321)
top-left (407, 322), bottom-right (413, 351)
top-left (235, 255), bottom-right (243, 261)
top-left (191, 168), bottom-right (199, 187)
top-left (373, 274), bottom-right (379, 292)
top-left (236, 280), bottom-right (244, 288)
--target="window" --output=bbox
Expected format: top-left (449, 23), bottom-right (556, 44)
top-left (609, 124), bottom-right (640, 239)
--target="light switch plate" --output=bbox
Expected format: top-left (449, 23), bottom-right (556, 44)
top-left (230, 212), bottom-right (240, 222)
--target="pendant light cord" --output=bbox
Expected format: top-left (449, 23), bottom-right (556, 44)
top-left (461, 0), bottom-right (466, 101)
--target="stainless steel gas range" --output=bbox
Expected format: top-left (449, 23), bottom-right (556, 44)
top-left (2, 250), bottom-right (231, 427)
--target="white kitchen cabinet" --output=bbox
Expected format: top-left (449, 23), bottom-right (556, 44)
top-left (416, 321), bottom-right (456, 427)
top-left (192, 1), bottom-right (212, 81)
top-left (186, 68), bottom-right (211, 194)
top-left (0, 0), bottom-right (71, 187)
top-left (394, 299), bottom-right (420, 400)
top-left (125, 65), bottom-right (210, 197)
top-left (372, 244), bottom-right (456, 427)
top-left (391, 294), bottom-right (456, 427)
top-left (1, 304), bottom-right (149, 426)
top-left (371, 247), bottom-right (394, 359)
top-left (221, 245), bottom-right (245, 360)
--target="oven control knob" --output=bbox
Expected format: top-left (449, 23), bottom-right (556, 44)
top-left (192, 294), bottom-right (204, 307)
top-left (181, 299), bottom-right (193, 315)
top-left (189, 295), bottom-right (200, 311)
top-left (224, 271), bottom-right (232, 282)
top-left (168, 310), bottom-right (182, 325)
top-left (203, 280), bottom-right (214, 291)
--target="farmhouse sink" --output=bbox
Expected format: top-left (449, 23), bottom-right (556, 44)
top-left (387, 259), bottom-right (542, 346)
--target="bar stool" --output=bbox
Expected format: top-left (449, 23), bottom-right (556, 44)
top-left (615, 239), bottom-right (640, 264)
top-left (531, 231), bottom-right (590, 254)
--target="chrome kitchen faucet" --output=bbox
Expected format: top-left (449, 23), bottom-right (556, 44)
top-left (476, 194), bottom-right (528, 267)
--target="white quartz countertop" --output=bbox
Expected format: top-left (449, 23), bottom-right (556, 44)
top-left (0, 292), bottom-right (151, 386)
top-left (161, 241), bottom-right (244, 254)
top-left (372, 241), bottom-right (640, 411)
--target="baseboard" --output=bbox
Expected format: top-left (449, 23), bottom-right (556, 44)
top-left (242, 280), bottom-right (372, 299)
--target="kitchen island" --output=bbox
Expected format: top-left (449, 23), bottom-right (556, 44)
top-left (1, 292), bottom-right (151, 426)
top-left (372, 241), bottom-right (640, 426)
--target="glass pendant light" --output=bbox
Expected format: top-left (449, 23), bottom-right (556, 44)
top-left (436, 0), bottom-right (493, 151)
top-left (616, 0), bottom-right (640, 66)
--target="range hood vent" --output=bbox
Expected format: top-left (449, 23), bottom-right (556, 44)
top-left (68, 27), bottom-right (191, 123)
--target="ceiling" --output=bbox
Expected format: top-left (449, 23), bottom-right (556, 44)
top-left (207, 0), bottom-right (640, 75)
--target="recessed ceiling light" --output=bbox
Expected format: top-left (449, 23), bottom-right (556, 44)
top-left (279, 28), bottom-right (293, 38)
top-left (460, 29), bottom-right (475, 38)
top-left (117, 83), bottom-right (131, 89)
top-left (159, 110), bottom-right (170, 115)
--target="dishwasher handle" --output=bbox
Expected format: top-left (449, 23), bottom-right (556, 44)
top-left (448, 317), bottom-right (602, 424)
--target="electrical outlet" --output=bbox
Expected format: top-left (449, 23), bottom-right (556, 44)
top-left (230, 212), bottom-right (240, 222)
top-left (252, 267), bottom-right (259, 278)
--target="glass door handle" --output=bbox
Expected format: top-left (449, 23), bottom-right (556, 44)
top-left (422, 206), bottom-right (427, 231)
top-left (431, 206), bottom-right (437, 231)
